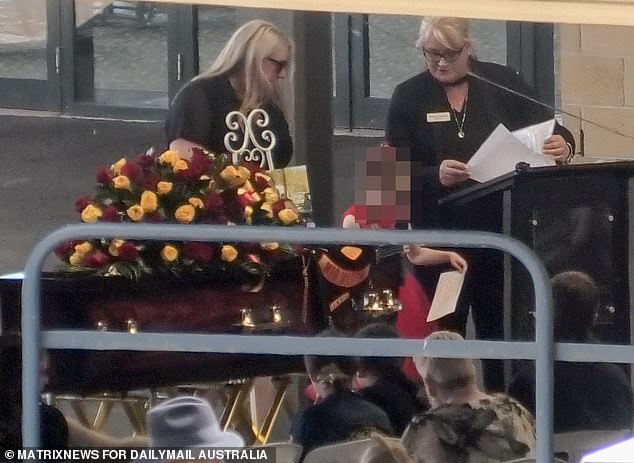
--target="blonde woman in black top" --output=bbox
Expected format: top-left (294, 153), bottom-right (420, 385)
top-left (166, 20), bottom-right (293, 167)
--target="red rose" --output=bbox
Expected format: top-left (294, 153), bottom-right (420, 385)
top-left (141, 172), bottom-right (160, 191)
top-left (204, 193), bottom-right (224, 212)
top-left (74, 195), bottom-right (92, 213)
top-left (271, 200), bottom-right (286, 217)
top-left (84, 250), bottom-right (110, 268)
top-left (121, 160), bottom-right (141, 180)
top-left (117, 242), bottom-right (140, 262)
top-left (96, 167), bottom-right (113, 186)
top-left (252, 172), bottom-right (273, 191)
top-left (136, 152), bottom-right (155, 168)
top-left (54, 240), bottom-right (77, 259)
top-left (183, 242), bottom-right (214, 264)
top-left (188, 149), bottom-right (211, 178)
top-left (101, 205), bottom-right (120, 222)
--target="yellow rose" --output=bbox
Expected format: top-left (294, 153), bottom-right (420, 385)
top-left (221, 245), bottom-right (238, 262)
top-left (244, 205), bottom-right (254, 225)
top-left (173, 159), bottom-right (189, 173)
top-left (157, 181), bottom-right (173, 195)
top-left (74, 241), bottom-right (92, 255)
top-left (112, 158), bottom-right (126, 175)
top-left (278, 208), bottom-right (299, 225)
top-left (175, 204), bottom-right (196, 223)
top-left (108, 239), bottom-right (125, 256)
top-left (127, 204), bottom-right (144, 222)
top-left (81, 204), bottom-right (102, 223)
top-left (219, 165), bottom-right (249, 188)
top-left (69, 252), bottom-right (84, 266)
top-left (161, 245), bottom-right (179, 262)
top-left (113, 175), bottom-right (131, 190)
top-left (140, 190), bottom-right (158, 212)
top-left (159, 150), bottom-right (180, 167)
top-left (260, 202), bottom-right (274, 219)
top-left (263, 187), bottom-right (279, 203)
top-left (188, 197), bottom-right (204, 209)
top-left (260, 242), bottom-right (280, 251)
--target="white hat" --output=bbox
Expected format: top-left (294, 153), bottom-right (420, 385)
top-left (146, 396), bottom-right (245, 448)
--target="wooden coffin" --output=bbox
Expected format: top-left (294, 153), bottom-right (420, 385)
top-left (1, 256), bottom-right (325, 394)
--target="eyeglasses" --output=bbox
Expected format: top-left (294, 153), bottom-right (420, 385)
top-left (421, 47), bottom-right (464, 64)
top-left (267, 57), bottom-right (288, 74)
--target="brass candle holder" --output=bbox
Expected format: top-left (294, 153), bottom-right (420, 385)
top-left (270, 304), bottom-right (283, 324)
top-left (127, 319), bottom-right (139, 334)
top-left (361, 288), bottom-right (402, 314)
top-left (240, 308), bottom-right (256, 328)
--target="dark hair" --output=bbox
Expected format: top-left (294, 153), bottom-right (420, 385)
top-left (304, 328), bottom-right (356, 393)
top-left (552, 271), bottom-right (599, 342)
top-left (355, 323), bottom-right (403, 376)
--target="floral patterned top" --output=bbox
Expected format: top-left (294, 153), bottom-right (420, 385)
top-left (402, 393), bottom-right (535, 463)
top-left (469, 393), bottom-right (536, 458)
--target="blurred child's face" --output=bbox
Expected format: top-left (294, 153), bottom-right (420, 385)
top-left (354, 146), bottom-right (412, 227)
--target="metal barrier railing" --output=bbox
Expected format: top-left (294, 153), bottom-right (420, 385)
top-left (22, 224), bottom-right (554, 460)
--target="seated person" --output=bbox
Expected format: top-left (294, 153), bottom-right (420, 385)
top-left (404, 331), bottom-right (535, 462)
top-left (355, 323), bottom-right (427, 434)
top-left (145, 396), bottom-right (244, 451)
top-left (0, 343), bottom-right (146, 453)
top-left (508, 271), bottom-right (634, 433)
top-left (290, 328), bottom-right (393, 461)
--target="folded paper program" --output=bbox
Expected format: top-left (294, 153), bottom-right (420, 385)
top-left (467, 120), bottom-right (556, 183)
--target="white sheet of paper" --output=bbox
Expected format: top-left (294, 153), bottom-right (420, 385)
top-left (511, 119), bottom-right (555, 154)
top-left (427, 270), bottom-right (466, 322)
top-left (467, 124), bottom-right (556, 183)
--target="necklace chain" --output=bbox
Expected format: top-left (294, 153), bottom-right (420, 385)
top-left (451, 96), bottom-right (468, 139)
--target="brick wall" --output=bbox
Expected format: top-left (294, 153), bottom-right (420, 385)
top-left (561, 25), bottom-right (634, 158)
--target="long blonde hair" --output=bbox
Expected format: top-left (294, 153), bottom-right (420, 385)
top-left (197, 20), bottom-right (294, 117)
top-left (415, 17), bottom-right (472, 52)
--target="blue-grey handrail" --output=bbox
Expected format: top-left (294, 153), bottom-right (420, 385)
top-left (22, 224), bottom-right (553, 461)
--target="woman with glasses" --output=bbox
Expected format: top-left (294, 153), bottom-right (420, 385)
top-left (166, 20), bottom-right (293, 168)
top-left (385, 17), bottom-right (576, 391)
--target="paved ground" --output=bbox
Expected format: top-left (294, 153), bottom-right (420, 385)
top-left (0, 114), bottom-right (165, 273)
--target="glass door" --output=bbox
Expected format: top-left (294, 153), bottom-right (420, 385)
top-left (60, 0), bottom-right (174, 118)
top-left (336, 15), bottom-right (515, 130)
top-left (0, 0), bottom-right (61, 110)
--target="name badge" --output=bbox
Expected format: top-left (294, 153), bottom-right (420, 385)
top-left (426, 112), bottom-right (451, 123)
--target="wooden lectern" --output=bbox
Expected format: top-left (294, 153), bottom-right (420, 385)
top-left (439, 161), bottom-right (634, 343)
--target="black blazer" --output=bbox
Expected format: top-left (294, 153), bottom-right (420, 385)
top-left (385, 60), bottom-right (575, 227)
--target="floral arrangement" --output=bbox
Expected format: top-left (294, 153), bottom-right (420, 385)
top-left (55, 148), bottom-right (303, 280)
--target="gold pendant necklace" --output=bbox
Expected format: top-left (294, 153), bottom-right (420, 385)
top-left (451, 96), bottom-right (468, 139)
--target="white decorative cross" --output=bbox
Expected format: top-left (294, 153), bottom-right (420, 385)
top-left (224, 108), bottom-right (277, 170)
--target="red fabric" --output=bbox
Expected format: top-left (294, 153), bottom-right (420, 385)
top-left (343, 205), bottom-right (396, 229)
top-left (397, 272), bottom-right (437, 382)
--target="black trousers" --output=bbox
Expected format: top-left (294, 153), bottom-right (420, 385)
top-left (437, 249), bottom-right (506, 392)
